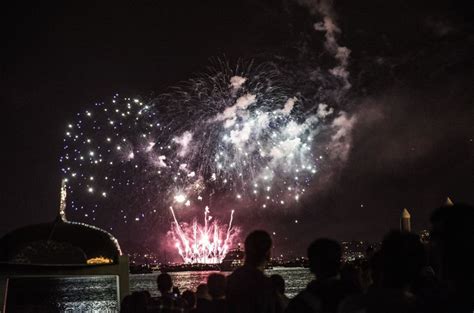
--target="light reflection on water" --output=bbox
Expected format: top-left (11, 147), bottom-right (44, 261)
top-left (6, 276), bottom-right (119, 313)
top-left (4, 268), bottom-right (311, 312)
top-left (130, 267), bottom-right (313, 298)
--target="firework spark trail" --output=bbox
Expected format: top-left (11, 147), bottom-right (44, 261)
top-left (170, 206), bottom-right (236, 264)
top-left (225, 210), bottom-right (235, 243)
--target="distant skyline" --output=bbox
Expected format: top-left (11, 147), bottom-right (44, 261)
top-left (3, 1), bottom-right (473, 259)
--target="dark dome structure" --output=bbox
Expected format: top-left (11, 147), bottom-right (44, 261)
top-left (0, 180), bottom-right (122, 265)
top-left (0, 216), bottom-right (122, 265)
top-left (0, 182), bottom-right (130, 309)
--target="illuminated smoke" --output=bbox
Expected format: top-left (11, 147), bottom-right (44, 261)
top-left (299, 0), bottom-right (351, 89)
top-left (229, 76), bottom-right (247, 90)
top-left (327, 111), bottom-right (356, 161)
top-left (173, 131), bottom-right (194, 157)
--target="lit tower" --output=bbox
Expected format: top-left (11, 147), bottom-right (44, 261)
top-left (400, 208), bottom-right (411, 232)
top-left (445, 197), bottom-right (454, 206)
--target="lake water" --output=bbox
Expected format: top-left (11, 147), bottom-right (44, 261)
top-left (130, 267), bottom-right (313, 298)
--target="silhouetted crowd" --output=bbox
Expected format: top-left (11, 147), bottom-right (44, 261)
top-left (121, 203), bottom-right (474, 313)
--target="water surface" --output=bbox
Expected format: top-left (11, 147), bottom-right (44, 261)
top-left (130, 267), bottom-right (313, 298)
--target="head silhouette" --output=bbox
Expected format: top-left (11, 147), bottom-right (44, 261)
top-left (430, 203), bottom-right (474, 284)
top-left (195, 283), bottom-right (211, 300)
top-left (379, 230), bottom-right (426, 289)
top-left (369, 249), bottom-right (383, 287)
top-left (157, 273), bottom-right (173, 295)
top-left (182, 290), bottom-right (196, 308)
top-left (270, 274), bottom-right (286, 295)
top-left (308, 238), bottom-right (342, 279)
top-left (244, 230), bottom-right (272, 267)
top-left (120, 294), bottom-right (133, 313)
top-left (207, 273), bottom-right (227, 299)
top-left (121, 291), bottom-right (150, 313)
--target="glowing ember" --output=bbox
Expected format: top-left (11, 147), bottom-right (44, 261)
top-left (170, 206), bottom-right (238, 264)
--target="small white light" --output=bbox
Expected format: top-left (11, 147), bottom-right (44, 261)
top-left (174, 194), bottom-right (186, 203)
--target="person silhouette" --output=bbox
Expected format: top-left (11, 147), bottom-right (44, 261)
top-left (191, 283), bottom-right (212, 313)
top-left (226, 230), bottom-right (280, 313)
top-left (429, 203), bottom-right (474, 312)
top-left (120, 291), bottom-right (151, 313)
top-left (148, 273), bottom-right (186, 313)
top-left (286, 238), bottom-right (358, 313)
top-left (207, 273), bottom-right (228, 313)
top-left (270, 274), bottom-right (290, 311)
top-left (340, 231), bottom-right (426, 313)
top-left (181, 290), bottom-right (196, 311)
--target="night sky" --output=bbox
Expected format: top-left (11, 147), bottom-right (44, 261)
top-left (2, 1), bottom-right (473, 259)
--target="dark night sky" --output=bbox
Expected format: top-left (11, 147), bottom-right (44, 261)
top-left (2, 1), bottom-right (473, 257)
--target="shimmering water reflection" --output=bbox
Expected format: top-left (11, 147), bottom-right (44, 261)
top-left (6, 276), bottom-right (119, 312)
top-left (130, 267), bottom-right (313, 298)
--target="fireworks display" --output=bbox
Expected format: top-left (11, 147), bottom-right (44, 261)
top-left (60, 62), bottom-right (339, 262)
top-left (170, 206), bottom-right (237, 264)
top-left (6, 0), bottom-right (471, 269)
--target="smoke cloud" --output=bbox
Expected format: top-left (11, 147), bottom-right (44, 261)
top-left (327, 111), bottom-right (356, 162)
top-left (298, 0), bottom-right (351, 89)
top-left (152, 155), bottom-right (168, 168)
top-left (277, 97), bottom-right (297, 116)
top-left (214, 93), bottom-right (257, 128)
top-left (316, 103), bottom-right (334, 119)
top-left (173, 131), bottom-right (194, 157)
top-left (229, 76), bottom-right (247, 90)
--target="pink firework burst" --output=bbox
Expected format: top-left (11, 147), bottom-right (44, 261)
top-left (169, 206), bottom-right (239, 264)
